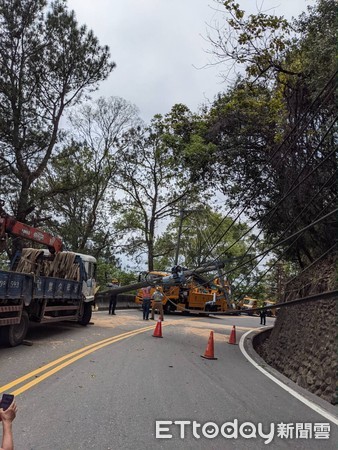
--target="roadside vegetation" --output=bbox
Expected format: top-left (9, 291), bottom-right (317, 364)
top-left (0, 0), bottom-right (335, 298)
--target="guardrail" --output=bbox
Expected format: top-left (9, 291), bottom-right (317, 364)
top-left (244, 290), bottom-right (338, 314)
top-left (210, 290), bottom-right (338, 315)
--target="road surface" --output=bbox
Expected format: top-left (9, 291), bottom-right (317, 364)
top-left (0, 310), bottom-right (336, 449)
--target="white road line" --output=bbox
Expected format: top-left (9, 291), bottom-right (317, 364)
top-left (239, 329), bottom-right (338, 426)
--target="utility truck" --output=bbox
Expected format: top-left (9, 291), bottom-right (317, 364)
top-left (134, 265), bottom-right (233, 314)
top-left (0, 202), bottom-right (96, 346)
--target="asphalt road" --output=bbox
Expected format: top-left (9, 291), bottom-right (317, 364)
top-left (0, 310), bottom-right (336, 449)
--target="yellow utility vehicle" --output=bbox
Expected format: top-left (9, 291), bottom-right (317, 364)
top-left (239, 297), bottom-right (278, 316)
top-left (239, 296), bottom-right (258, 315)
top-left (264, 300), bottom-right (278, 316)
top-left (135, 269), bottom-right (232, 314)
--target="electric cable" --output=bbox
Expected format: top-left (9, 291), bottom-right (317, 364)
top-left (231, 170), bottom-right (337, 293)
top-left (201, 208), bottom-right (337, 287)
top-left (208, 123), bottom-right (337, 268)
top-left (148, 72), bottom-right (337, 314)
top-left (197, 71), bottom-right (337, 262)
top-left (284, 243), bottom-right (337, 292)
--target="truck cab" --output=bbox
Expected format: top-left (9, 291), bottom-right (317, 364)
top-left (78, 253), bottom-right (97, 302)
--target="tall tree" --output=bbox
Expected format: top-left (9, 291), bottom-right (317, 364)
top-left (111, 108), bottom-right (212, 271)
top-left (0, 0), bottom-right (114, 232)
top-left (36, 97), bottom-right (140, 256)
top-left (201, 0), bottom-right (336, 267)
top-left (154, 206), bottom-right (253, 271)
top-left (207, 0), bottom-right (295, 82)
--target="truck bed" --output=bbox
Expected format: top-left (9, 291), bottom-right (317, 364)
top-left (0, 269), bottom-right (83, 328)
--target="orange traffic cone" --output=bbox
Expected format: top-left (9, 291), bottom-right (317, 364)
top-left (152, 319), bottom-right (163, 338)
top-left (228, 325), bottom-right (236, 345)
top-left (201, 331), bottom-right (217, 360)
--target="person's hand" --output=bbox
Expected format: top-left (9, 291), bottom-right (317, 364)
top-left (0, 401), bottom-right (17, 423)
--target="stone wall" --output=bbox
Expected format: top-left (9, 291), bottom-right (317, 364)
top-left (255, 255), bottom-right (337, 405)
top-left (255, 297), bottom-right (337, 404)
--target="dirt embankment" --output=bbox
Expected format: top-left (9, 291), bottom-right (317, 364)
top-left (255, 256), bottom-right (337, 405)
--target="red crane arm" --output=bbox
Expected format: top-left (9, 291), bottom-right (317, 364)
top-left (0, 216), bottom-right (63, 253)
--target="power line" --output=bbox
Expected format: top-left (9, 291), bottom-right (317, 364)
top-left (209, 126), bottom-right (337, 268)
top-left (231, 170), bottom-right (337, 293)
top-left (213, 208), bottom-right (337, 280)
top-left (198, 71), bottom-right (337, 262)
top-left (284, 243), bottom-right (337, 292)
top-left (189, 206), bottom-right (337, 295)
top-left (175, 71), bottom-right (336, 303)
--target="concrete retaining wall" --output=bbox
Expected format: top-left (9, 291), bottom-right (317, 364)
top-left (94, 291), bottom-right (139, 310)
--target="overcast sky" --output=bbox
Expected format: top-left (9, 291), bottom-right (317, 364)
top-left (67, 0), bottom-right (312, 122)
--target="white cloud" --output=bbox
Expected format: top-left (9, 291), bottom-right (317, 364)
top-left (67, 0), bottom-right (312, 122)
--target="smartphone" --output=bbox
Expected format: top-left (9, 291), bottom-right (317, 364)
top-left (0, 394), bottom-right (14, 411)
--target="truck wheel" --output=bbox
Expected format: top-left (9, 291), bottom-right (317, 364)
top-left (78, 302), bottom-right (92, 326)
top-left (0, 310), bottom-right (29, 347)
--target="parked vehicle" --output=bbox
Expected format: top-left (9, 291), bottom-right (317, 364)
top-left (134, 266), bottom-right (233, 314)
top-left (239, 296), bottom-right (258, 315)
top-left (239, 297), bottom-right (278, 316)
top-left (0, 203), bottom-right (96, 346)
top-left (264, 300), bottom-right (278, 316)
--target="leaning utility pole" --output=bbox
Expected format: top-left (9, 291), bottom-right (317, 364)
top-left (174, 209), bottom-right (184, 265)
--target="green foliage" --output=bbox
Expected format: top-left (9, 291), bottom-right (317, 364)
top-left (202, 0), bottom-right (336, 269)
top-left (182, 135), bottom-right (217, 182)
top-left (154, 206), bottom-right (259, 289)
top-left (0, 0), bottom-right (114, 231)
top-left (205, 79), bottom-right (285, 206)
top-left (111, 106), bottom-right (213, 270)
top-left (34, 142), bottom-right (113, 256)
top-left (210, 0), bottom-right (295, 80)
top-left (33, 97), bottom-right (139, 257)
top-left (153, 104), bottom-right (216, 182)
top-left (295, 0), bottom-right (336, 92)
top-left (96, 259), bottom-right (137, 290)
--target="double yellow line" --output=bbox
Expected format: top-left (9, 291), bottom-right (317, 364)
top-left (0, 323), bottom-right (168, 397)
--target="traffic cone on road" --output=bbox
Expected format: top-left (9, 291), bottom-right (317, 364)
top-left (152, 319), bottom-right (163, 338)
top-left (201, 331), bottom-right (217, 360)
top-left (228, 325), bottom-right (236, 345)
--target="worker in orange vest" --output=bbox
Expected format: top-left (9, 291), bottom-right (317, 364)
top-left (141, 286), bottom-right (152, 320)
top-left (151, 287), bottom-right (164, 321)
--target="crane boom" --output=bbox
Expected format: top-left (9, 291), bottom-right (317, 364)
top-left (0, 202), bottom-right (63, 253)
top-left (106, 262), bottom-right (225, 295)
